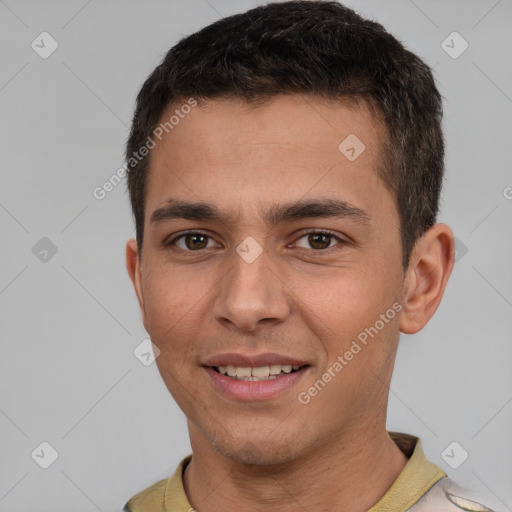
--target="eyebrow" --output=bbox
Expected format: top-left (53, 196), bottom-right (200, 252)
top-left (150, 197), bottom-right (371, 227)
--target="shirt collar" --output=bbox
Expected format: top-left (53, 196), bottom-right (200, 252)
top-left (368, 431), bottom-right (446, 512)
top-left (163, 431), bottom-right (446, 511)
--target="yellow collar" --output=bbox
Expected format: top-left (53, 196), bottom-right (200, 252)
top-left (368, 432), bottom-right (446, 511)
top-left (125, 431), bottom-right (446, 511)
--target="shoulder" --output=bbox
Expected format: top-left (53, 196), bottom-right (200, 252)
top-left (409, 476), bottom-right (499, 511)
top-left (123, 455), bottom-right (193, 511)
top-left (123, 478), bottom-right (168, 512)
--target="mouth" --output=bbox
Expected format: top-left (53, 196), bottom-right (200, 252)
top-left (211, 364), bottom-right (308, 381)
top-left (204, 358), bottom-right (310, 401)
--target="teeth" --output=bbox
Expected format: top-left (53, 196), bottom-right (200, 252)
top-left (216, 364), bottom-right (302, 380)
top-left (269, 365), bottom-right (282, 375)
top-left (237, 367), bottom-right (252, 378)
top-left (251, 366), bottom-right (270, 378)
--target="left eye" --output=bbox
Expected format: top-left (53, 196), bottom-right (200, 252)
top-left (294, 231), bottom-right (343, 250)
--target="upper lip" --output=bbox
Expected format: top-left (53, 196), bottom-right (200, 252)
top-left (204, 352), bottom-right (308, 368)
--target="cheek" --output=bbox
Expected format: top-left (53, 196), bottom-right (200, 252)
top-left (298, 264), bottom-right (399, 335)
top-left (143, 259), bottom-right (192, 310)
top-left (146, 280), bottom-right (204, 412)
top-left (294, 259), bottom-right (402, 405)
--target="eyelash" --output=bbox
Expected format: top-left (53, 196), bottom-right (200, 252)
top-left (164, 229), bottom-right (347, 254)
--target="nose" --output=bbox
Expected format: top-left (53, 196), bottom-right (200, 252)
top-left (213, 244), bottom-right (291, 332)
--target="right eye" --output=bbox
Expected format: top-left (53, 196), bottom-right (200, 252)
top-left (165, 231), bottom-right (221, 251)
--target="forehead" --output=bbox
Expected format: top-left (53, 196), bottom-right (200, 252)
top-left (155, 94), bottom-right (382, 160)
top-left (145, 94), bottom-right (393, 224)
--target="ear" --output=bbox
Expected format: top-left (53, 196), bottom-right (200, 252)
top-left (399, 223), bottom-right (455, 335)
top-left (126, 238), bottom-right (148, 329)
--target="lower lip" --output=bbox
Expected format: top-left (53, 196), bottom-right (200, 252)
top-left (204, 366), bottom-right (309, 401)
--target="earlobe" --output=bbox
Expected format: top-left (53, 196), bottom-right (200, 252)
top-left (399, 224), bottom-right (455, 335)
top-left (125, 238), bottom-right (147, 327)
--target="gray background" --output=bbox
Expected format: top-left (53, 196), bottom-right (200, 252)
top-left (0, 0), bottom-right (511, 510)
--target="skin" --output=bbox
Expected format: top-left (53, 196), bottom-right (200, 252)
top-left (126, 94), bottom-right (455, 512)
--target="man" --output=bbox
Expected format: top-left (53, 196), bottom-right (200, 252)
top-left (123, 1), bottom-right (497, 510)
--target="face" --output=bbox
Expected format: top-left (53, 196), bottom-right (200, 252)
top-left (127, 94), bottom-right (408, 465)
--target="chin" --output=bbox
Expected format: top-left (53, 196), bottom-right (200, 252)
top-left (188, 403), bottom-right (322, 467)
top-left (207, 427), bottom-right (312, 467)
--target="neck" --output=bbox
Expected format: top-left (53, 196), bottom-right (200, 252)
top-left (183, 424), bottom-right (408, 512)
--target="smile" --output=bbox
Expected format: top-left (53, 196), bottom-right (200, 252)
top-left (205, 363), bottom-right (310, 401)
top-left (213, 364), bottom-right (304, 381)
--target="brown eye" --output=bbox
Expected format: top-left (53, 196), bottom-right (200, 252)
top-left (308, 233), bottom-right (331, 250)
top-left (168, 231), bottom-right (219, 251)
top-left (294, 231), bottom-right (343, 251)
top-left (183, 233), bottom-right (209, 250)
